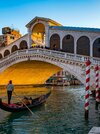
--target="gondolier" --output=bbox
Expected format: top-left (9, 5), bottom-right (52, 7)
top-left (6, 80), bottom-right (14, 104)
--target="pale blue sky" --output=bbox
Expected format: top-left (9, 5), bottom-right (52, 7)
top-left (0, 0), bottom-right (100, 35)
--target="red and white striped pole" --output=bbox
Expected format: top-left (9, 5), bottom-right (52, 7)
top-left (85, 59), bottom-right (91, 119)
top-left (95, 65), bottom-right (99, 110)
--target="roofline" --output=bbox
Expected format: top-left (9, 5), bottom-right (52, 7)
top-left (50, 26), bottom-right (100, 33)
top-left (26, 16), bottom-right (62, 28)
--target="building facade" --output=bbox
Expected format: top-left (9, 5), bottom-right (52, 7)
top-left (0, 27), bottom-right (21, 47)
top-left (46, 70), bottom-right (81, 86)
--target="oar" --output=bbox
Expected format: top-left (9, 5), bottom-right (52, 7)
top-left (13, 92), bottom-right (35, 116)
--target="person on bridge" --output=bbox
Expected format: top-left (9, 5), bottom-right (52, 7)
top-left (6, 80), bottom-right (14, 104)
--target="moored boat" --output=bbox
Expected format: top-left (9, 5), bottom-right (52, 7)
top-left (0, 90), bottom-right (51, 112)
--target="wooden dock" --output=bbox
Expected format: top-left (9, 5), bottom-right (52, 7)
top-left (88, 127), bottom-right (100, 134)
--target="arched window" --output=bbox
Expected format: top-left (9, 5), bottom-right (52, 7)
top-left (62, 35), bottom-right (74, 53)
top-left (19, 40), bottom-right (28, 49)
top-left (11, 45), bottom-right (18, 53)
top-left (50, 34), bottom-right (60, 50)
top-left (0, 54), bottom-right (3, 59)
top-left (93, 38), bottom-right (100, 58)
top-left (77, 36), bottom-right (90, 56)
top-left (31, 23), bottom-right (45, 45)
top-left (4, 50), bottom-right (10, 57)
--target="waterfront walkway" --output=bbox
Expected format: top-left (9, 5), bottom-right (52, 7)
top-left (88, 127), bottom-right (100, 134)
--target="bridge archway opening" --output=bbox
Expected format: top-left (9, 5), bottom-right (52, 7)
top-left (19, 40), bottom-right (28, 49)
top-left (50, 34), bottom-right (60, 50)
top-left (77, 36), bottom-right (90, 56)
top-left (11, 45), bottom-right (18, 53)
top-left (0, 60), bottom-right (62, 85)
top-left (31, 23), bottom-right (45, 47)
top-left (4, 50), bottom-right (10, 57)
top-left (93, 38), bottom-right (100, 58)
top-left (46, 70), bottom-right (82, 85)
top-left (0, 53), bottom-right (3, 59)
top-left (62, 35), bottom-right (74, 53)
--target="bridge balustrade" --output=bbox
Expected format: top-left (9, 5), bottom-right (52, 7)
top-left (92, 57), bottom-right (100, 64)
top-left (0, 48), bottom-right (100, 69)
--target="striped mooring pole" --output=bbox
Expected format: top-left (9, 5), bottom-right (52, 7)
top-left (85, 59), bottom-right (91, 119)
top-left (95, 65), bottom-right (99, 110)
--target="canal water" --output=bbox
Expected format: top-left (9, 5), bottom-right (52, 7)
top-left (0, 85), bottom-right (100, 134)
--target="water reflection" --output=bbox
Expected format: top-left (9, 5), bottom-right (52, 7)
top-left (0, 85), bottom-right (100, 134)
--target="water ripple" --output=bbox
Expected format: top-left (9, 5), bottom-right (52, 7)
top-left (0, 85), bottom-right (99, 134)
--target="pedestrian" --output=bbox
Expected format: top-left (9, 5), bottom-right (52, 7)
top-left (6, 80), bottom-right (14, 104)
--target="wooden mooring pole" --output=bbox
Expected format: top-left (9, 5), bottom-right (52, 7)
top-left (85, 59), bottom-right (91, 120)
top-left (95, 65), bottom-right (99, 110)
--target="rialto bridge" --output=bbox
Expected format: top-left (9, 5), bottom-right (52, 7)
top-left (0, 16), bottom-right (100, 88)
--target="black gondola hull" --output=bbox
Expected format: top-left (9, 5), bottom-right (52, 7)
top-left (0, 91), bottom-right (51, 112)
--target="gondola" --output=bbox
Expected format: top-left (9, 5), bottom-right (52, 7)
top-left (0, 90), bottom-right (51, 112)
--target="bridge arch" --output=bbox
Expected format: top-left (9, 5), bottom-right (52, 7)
top-left (31, 23), bottom-right (45, 46)
top-left (19, 40), bottom-right (28, 49)
top-left (0, 60), bottom-right (62, 85)
top-left (0, 56), bottom-right (85, 85)
top-left (77, 36), bottom-right (90, 56)
top-left (50, 34), bottom-right (60, 50)
top-left (62, 34), bottom-right (74, 53)
top-left (11, 45), bottom-right (18, 53)
top-left (0, 48), bottom-right (99, 87)
top-left (93, 38), bottom-right (100, 58)
top-left (4, 50), bottom-right (10, 57)
top-left (0, 53), bottom-right (3, 59)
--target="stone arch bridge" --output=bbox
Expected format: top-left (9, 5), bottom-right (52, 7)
top-left (0, 48), bottom-right (99, 90)
top-left (0, 16), bottom-right (100, 88)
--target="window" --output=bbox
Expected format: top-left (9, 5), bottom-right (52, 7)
top-left (10, 36), bottom-right (14, 39)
